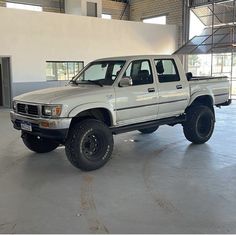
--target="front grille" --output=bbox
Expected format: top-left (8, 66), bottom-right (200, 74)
top-left (28, 105), bottom-right (39, 115)
top-left (17, 103), bottom-right (26, 114)
top-left (17, 103), bottom-right (39, 116)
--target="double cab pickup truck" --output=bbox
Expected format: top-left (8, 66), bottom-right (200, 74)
top-left (10, 55), bottom-right (231, 171)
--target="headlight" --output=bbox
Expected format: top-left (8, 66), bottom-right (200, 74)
top-left (12, 101), bottom-right (17, 111)
top-left (42, 105), bottom-right (62, 117)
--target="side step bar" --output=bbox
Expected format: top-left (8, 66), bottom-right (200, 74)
top-left (110, 115), bottom-right (186, 135)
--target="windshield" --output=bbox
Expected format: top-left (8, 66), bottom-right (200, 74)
top-left (72, 60), bottom-right (126, 86)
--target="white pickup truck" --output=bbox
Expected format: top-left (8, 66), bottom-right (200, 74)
top-left (10, 55), bottom-right (231, 171)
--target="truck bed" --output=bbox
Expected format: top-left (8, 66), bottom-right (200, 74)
top-left (189, 76), bottom-right (230, 105)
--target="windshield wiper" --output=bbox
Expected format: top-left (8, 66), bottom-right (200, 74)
top-left (75, 80), bottom-right (103, 87)
top-left (69, 80), bottom-right (77, 85)
top-left (87, 80), bottom-right (103, 87)
top-left (76, 80), bottom-right (103, 87)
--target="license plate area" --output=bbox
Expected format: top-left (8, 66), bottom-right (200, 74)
top-left (21, 121), bottom-right (32, 132)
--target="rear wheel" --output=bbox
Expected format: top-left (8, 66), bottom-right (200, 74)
top-left (65, 119), bottom-right (114, 171)
top-left (138, 126), bottom-right (159, 134)
top-left (22, 132), bottom-right (59, 153)
top-left (183, 105), bottom-right (215, 144)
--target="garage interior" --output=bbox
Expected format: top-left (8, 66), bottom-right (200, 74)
top-left (0, 0), bottom-right (236, 233)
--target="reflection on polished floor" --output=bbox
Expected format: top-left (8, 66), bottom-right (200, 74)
top-left (0, 102), bottom-right (235, 233)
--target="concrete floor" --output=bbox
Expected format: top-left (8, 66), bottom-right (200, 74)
top-left (0, 102), bottom-right (236, 233)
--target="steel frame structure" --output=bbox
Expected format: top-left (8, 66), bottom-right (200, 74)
top-left (176, 0), bottom-right (236, 98)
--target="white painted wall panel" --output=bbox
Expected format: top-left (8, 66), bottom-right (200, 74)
top-left (0, 7), bottom-right (177, 85)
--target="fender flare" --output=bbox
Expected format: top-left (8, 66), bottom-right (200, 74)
top-left (68, 102), bottom-right (116, 125)
top-left (189, 89), bottom-right (215, 107)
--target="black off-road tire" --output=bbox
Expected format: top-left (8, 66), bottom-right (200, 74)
top-left (22, 132), bottom-right (59, 153)
top-left (183, 105), bottom-right (215, 144)
top-left (138, 126), bottom-right (159, 134)
top-left (65, 119), bottom-right (114, 171)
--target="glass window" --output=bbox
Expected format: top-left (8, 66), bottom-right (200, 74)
top-left (57, 62), bottom-right (67, 81)
top-left (213, 53), bottom-right (232, 74)
top-left (188, 54), bottom-right (212, 76)
top-left (72, 61), bottom-right (126, 86)
top-left (84, 63), bottom-right (108, 81)
top-left (189, 10), bottom-right (205, 39)
top-left (188, 36), bottom-right (209, 46)
top-left (46, 61), bottom-right (84, 81)
top-left (102, 14), bottom-right (112, 19)
top-left (6, 2), bottom-right (42, 11)
top-left (124, 60), bottom-right (153, 86)
top-left (68, 63), bottom-right (75, 80)
top-left (87, 2), bottom-right (97, 17)
top-left (46, 62), bottom-right (56, 81)
top-left (155, 59), bottom-right (180, 83)
top-left (112, 64), bottom-right (123, 80)
top-left (143, 16), bottom-right (166, 25)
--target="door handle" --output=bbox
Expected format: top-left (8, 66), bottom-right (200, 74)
top-left (176, 85), bottom-right (183, 90)
top-left (148, 88), bottom-right (155, 93)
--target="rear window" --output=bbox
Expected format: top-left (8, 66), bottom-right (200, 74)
top-left (154, 59), bottom-right (180, 83)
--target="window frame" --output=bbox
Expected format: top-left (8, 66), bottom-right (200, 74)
top-left (120, 59), bottom-right (154, 87)
top-left (46, 61), bottom-right (84, 82)
top-left (154, 59), bottom-right (181, 83)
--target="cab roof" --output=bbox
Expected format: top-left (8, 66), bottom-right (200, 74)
top-left (95, 54), bottom-right (178, 62)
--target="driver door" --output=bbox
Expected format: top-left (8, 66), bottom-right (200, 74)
top-left (114, 59), bottom-right (158, 125)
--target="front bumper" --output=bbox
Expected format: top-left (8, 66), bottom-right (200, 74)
top-left (10, 111), bottom-right (71, 142)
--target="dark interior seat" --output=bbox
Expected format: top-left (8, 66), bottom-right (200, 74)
top-left (132, 70), bottom-right (152, 85)
top-left (156, 61), bottom-right (164, 74)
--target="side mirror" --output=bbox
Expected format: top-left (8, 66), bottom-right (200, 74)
top-left (119, 77), bottom-right (133, 87)
top-left (186, 72), bottom-right (193, 81)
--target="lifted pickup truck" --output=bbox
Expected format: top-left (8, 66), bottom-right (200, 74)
top-left (10, 55), bottom-right (231, 171)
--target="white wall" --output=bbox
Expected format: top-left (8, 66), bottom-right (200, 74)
top-left (0, 7), bottom-right (177, 96)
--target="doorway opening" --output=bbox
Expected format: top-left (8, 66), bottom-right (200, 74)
top-left (0, 57), bottom-right (12, 108)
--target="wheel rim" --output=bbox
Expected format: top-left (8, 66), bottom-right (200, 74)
top-left (197, 114), bottom-right (212, 137)
top-left (82, 132), bottom-right (104, 161)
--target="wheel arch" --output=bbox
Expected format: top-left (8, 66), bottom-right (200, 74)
top-left (69, 107), bottom-right (114, 129)
top-left (187, 94), bottom-right (215, 120)
top-left (188, 93), bottom-right (215, 112)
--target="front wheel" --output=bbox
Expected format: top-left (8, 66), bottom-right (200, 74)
top-left (22, 133), bottom-right (59, 153)
top-left (65, 119), bottom-right (114, 171)
top-left (183, 105), bottom-right (215, 144)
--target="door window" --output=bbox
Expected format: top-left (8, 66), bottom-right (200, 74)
top-left (124, 60), bottom-right (153, 85)
top-left (112, 64), bottom-right (123, 79)
top-left (154, 59), bottom-right (180, 83)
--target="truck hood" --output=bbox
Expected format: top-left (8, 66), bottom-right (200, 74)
top-left (14, 85), bottom-right (100, 104)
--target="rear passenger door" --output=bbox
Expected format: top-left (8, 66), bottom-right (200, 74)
top-left (154, 59), bottom-right (189, 119)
